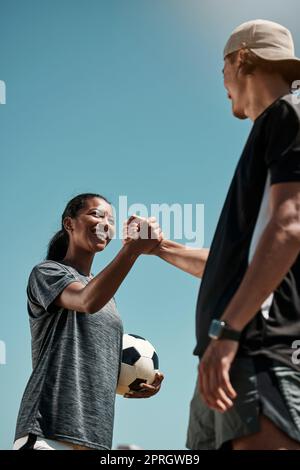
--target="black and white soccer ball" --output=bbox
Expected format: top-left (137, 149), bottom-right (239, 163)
top-left (116, 334), bottom-right (159, 396)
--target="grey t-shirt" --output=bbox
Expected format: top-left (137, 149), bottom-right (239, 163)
top-left (14, 260), bottom-right (123, 450)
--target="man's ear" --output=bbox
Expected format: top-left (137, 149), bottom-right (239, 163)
top-left (237, 48), bottom-right (246, 66)
top-left (238, 47), bottom-right (251, 67)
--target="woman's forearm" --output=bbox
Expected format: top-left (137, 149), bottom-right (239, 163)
top-left (154, 239), bottom-right (209, 278)
top-left (83, 244), bottom-right (139, 313)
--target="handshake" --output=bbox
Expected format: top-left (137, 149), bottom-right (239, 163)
top-left (122, 215), bottom-right (164, 255)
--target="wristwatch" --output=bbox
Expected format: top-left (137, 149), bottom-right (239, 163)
top-left (208, 319), bottom-right (241, 342)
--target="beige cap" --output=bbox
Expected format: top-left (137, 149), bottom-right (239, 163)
top-left (223, 19), bottom-right (300, 69)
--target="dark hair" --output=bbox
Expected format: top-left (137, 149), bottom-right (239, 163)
top-left (46, 193), bottom-right (110, 261)
top-left (227, 48), bottom-right (298, 86)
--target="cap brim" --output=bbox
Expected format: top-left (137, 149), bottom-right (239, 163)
top-left (250, 48), bottom-right (300, 81)
top-left (250, 47), bottom-right (300, 63)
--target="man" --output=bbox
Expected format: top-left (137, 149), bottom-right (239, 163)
top-left (127, 19), bottom-right (300, 450)
top-left (188, 18), bottom-right (300, 450)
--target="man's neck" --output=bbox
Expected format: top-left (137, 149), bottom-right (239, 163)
top-left (244, 73), bottom-right (290, 122)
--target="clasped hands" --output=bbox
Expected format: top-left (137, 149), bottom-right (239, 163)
top-left (122, 214), bottom-right (164, 255)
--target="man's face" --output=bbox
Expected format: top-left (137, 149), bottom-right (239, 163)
top-left (223, 53), bottom-right (247, 120)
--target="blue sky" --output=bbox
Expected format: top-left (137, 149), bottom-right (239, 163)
top-left (1, 0), bottom-right (300, 450)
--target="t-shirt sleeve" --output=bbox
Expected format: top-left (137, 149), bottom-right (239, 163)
top-left (27, 260), bottom-right (79, 314)
top-left (264, 100), bottom-right (300, 185)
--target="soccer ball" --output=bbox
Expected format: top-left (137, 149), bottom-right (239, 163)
top-left (116, 334), bottom-right (159, 396)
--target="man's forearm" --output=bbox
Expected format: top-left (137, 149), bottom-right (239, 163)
top-left (155, 239), bottom-right (209, 278)
top-left (221, 217), bottom-right (300, 331)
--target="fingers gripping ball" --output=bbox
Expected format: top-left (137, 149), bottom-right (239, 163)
top-left (116, 334), bottom-right (159, 396)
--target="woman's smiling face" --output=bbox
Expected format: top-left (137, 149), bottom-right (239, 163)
top-left (64, 197), bottom-right (115, 253)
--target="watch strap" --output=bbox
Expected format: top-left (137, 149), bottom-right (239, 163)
top-left (220, 324), bottom-right (241, 341)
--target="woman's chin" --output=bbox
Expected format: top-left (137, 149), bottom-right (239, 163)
top-left (97, 238), bottom-right (110, 250)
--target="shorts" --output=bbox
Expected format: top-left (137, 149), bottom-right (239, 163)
top-left (13, 434), bottom-right (90, 450)
top-left (186, 355), bottom-right (300, 450)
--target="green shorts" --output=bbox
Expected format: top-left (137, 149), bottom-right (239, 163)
top-left (186, 356), bottom-right (300, 450)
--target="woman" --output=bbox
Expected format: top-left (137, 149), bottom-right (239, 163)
top-left (13, 192), bottom-right (164, 451)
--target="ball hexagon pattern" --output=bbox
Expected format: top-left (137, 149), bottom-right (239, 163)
top-left (116, 334), bottom-right (159, 396)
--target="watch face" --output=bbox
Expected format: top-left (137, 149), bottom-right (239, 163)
top-left (209, 320), bottom-right (225, 339)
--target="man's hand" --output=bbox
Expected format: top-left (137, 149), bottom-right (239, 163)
top-left (198, 339), bottom-right (238, 413)
top-left (124, 372), bottom-right (164, 399)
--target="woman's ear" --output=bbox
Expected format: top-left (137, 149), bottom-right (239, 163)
top-left (63, 216), bottom-right (74, 233)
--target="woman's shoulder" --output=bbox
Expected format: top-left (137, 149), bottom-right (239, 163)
top-left (30, 259), bottom-right (68, 272)
top-left (28, 259), bottom-right (75, 281)
top-left (28, 260), bottom-right (95, 287)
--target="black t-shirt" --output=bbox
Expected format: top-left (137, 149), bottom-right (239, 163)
top-left (194, 94), bottom-right (300, 371)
